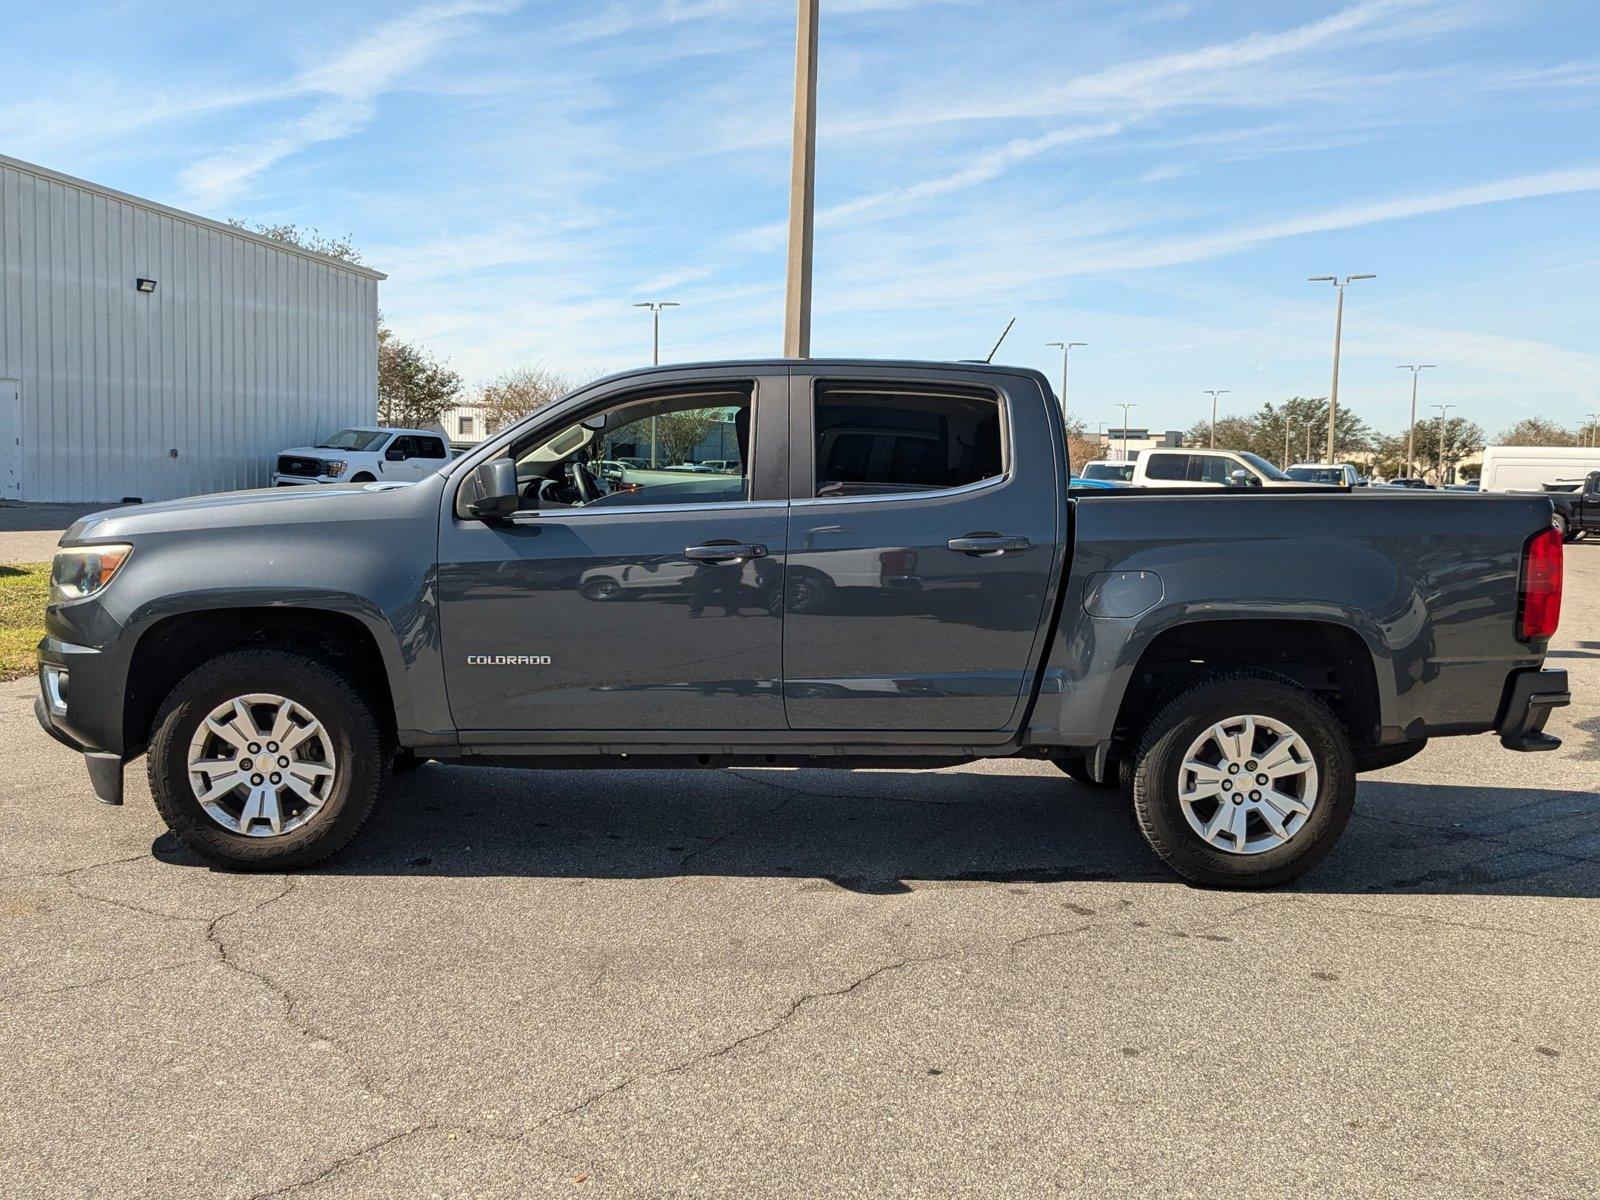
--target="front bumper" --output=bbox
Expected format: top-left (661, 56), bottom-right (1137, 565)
top-left (35, 691), bottom-right (124, 805)
top-left (1496, 668), bottom-right (1570, 751)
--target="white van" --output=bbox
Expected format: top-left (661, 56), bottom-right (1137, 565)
top-left (1478, 445), bottom-right (1600, 493)
top-left (1132, 448), bottom-right (1329, 489)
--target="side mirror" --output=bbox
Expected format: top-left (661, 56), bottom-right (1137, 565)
top-left (464, 459), bottom-right (521, 520)
top-left (1228, 469), bottom-right (1259, 488)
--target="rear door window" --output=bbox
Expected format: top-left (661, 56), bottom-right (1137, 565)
top-left (1143, 453), bottom-right (1186, 482)
top-left (813, 386), bottom-right (1003, 498)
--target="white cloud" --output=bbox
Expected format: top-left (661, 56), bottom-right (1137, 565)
top-left (177, 0), bottom-right (520, 207)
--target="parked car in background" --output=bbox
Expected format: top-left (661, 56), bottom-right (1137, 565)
top-left (1546, 470), bottom-right (1600, 541)
top-left (1446, 482), bottom-right (1482, 493)
top-left (273, 427), bottom-right (450, 486)
top-left (1080, 461), bottom-right (1134, 482)
top-left (1286, 463), bottom-right (1360, 487)
top-left (1479, 445), bottom-right (1600, 494)
top-left (1131, 448), bottom-right (1332, 489)
top-left (1380, 478), bottom-right (1436, 490)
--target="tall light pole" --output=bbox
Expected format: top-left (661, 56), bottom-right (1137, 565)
top-left (633, 300), bottom-right (678, 466)
top-left (1587, 412), bottom-right (1600, 448)
top-left (1397, 364), bottom-right (1436, 479)
top-left (784, 0), bottom-right (819, 358)
top-left (632, 300), bottom-right (679, 366)
top-left (1203, 389), bottom-right (1230, 448)
top-left (1431, 402), bottom-right (1455, 484)
top-left (1046, 341), bottom-right (1086, 425)
top-left (1117, 403), bottom-right (1138, 463)
top-left (1309, 273), bottom-right (1375, 462)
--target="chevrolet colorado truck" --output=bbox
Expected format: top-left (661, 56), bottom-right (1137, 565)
top-left (36, 360), bottom-right (1570, 887)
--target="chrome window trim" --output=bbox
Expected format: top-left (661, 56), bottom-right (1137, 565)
top-left (508, 498), bottom-right (787, 523)
top-left (790, 472), bottom-right (1009, 509)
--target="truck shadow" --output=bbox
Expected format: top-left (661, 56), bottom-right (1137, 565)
top-left (153, 765), bottom-right (1600, 898)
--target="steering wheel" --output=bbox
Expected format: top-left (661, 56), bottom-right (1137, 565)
top-left (570, 460), bottom-right (600, 504)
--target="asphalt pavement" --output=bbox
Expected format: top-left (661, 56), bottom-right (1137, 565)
top-left (2, 547), bottom-right (1597, 1198)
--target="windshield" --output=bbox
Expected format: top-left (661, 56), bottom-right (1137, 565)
top-left (1239, 452), bottom-right (1289, 481)
top-left (1082, 461), bottom-right (1134, 481)
top-left (1286, 466), bottom-right (1345, 484)
top-left (317, 429), bottom-right (387, 451)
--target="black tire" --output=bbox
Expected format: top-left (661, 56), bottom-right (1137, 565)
top-left (350, 472), bottom-right (376, 483)
top-left (1353, 739), bottom-right (1427, 773)
top-left (581, 577), bottom-right (621, 601)
top-left (146, 649), bottom-right (387, 870)
top-left (1126, 673), bottom-right (1355, 889)
top-left (1553, 513), bottom-right (1573, 542)
top-left (1051, 752), bottom-right (1120, 789)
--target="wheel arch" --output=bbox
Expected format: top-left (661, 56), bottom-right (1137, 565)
top-left (1109, 617), bottom-right (1384, 756)
top-left (123, 605), bottom-right (400, 756)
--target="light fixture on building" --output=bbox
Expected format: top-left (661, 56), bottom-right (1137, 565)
top-left (135, 278), bottom-right (157, 293)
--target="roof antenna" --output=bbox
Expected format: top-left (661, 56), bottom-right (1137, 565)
top-left (984, 316), bottom-right (1016, 363)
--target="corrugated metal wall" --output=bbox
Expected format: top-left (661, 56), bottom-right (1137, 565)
top-left (0, 157), bottom-right (381, 502)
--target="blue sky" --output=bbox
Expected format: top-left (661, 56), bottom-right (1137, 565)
top-left (4, 0), bottom-right (1598, 438)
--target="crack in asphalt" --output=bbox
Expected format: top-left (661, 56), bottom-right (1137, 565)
top-left (1352, 807), bottom-right (1600, 868)
top-left (677, 777), bottom-right (798, 872)
top-left (527, 951), bottom-right (952, 1135)
top-left (0, 849), bottom-right (154, 884)
top-left (1298, 896), bottom-right (1600, 949)
top-left (246, 1121), bottom-right (442, 1199)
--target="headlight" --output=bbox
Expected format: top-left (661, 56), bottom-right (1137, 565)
top-left (50, 545), bottom-right (133, 604)
top-left (322, 459), bottom-right (348, 478)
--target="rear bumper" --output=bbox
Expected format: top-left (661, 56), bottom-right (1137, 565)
top-left (1496, 668), bottom-right (1569, 751)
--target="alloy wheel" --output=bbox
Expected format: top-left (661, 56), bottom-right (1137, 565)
top-left (185, 693), bottom-right (338, 837)
top-left (1176, 714), bottom-right (1319, 855)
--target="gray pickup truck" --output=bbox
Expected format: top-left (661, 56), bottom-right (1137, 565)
top-left (36, 360), bottom-right (1570, 888)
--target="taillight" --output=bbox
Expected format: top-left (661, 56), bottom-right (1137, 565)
top-left (1517, 525), bottom-right (1563, 642)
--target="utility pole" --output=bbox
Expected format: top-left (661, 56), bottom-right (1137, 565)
top-left (633, 300), bottom-right (678, 465)
top-left (1432, 402), bottom-right (1455, 484)
top-left (1203, 389), bottom-right (1230, 448)
top-left (1587, 411), bottom-right (1600, 448)
top-left (1283, 417), bottom-right (1291, 469)
top-left (1046, 341), bottom-right (1086, 425)
top-left (1117, 403), bottom-right (1138, 463)
top-left (1309, 274), bottom-right (1375, 462)
top-left (783, 0), bottom-right (819, 358)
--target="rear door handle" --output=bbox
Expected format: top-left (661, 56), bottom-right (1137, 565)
top-left (685, 541), bottom-right (768, 563)
top-left (947, 534), bottom-right (1029, 556)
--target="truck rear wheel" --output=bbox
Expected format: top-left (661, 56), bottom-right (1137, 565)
top-left (1126, 675), bottom-right (1355, 889)
top-left (146, 649), bottom-right (387, 870)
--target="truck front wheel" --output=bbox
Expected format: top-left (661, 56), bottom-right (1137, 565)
top-left (1126, 675), bottom-right (1355, 889)
top-left (146, 649), bottom-right (387, 870)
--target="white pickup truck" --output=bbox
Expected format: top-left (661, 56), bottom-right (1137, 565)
top-left (1129, 447), bottom-right (1328, 489)
top-left (272, 426), bottom-right (451, 486)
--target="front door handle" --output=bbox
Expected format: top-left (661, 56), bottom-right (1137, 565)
top-left (685, 541), bottom-right (768, 563)
top-left (947, 533), bottom-right (1029, 556)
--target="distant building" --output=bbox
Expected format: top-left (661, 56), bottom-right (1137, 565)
top-left (440, 402), bottom-right (490, 446)
top-left (1094, 428), bottom-right (1185, 462)
top-left (0, 153), bottom-right (383, 502)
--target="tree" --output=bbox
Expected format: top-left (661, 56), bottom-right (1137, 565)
top-left (1495, 417), bottom-right (1579, 447)
top-left (1062, 414), bottom-right (1103, 475)
top-left (479, 365), bottom-right (569, 435)
top-left (654, 409), bottom-right (722, 464)
top-left (1371, 415), bottom-right (1484, 483)
top-left (377, 326), bottom-right (462, 428)
top-left (1188, 397), bottom-right (1371, 466)
top-left (228, 220), bottom-right (364, 265)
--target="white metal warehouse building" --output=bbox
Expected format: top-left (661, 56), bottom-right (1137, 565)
top-left (0, 154), bottom-right (383, 503)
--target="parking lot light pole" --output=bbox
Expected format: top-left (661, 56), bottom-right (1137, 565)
top-left (1309, 274), bottom-right (1375, 462)
top-left (633, 301), bottom-right (679, 465)
top-left (1117, 403), bottom-right (1137, 463)
top-left (1047, 341), bottom-right (1086, 424)
top-left (1432, 402), bottom-right (1455, 484)
top-left (1398, 364), bottom-right (1436, 479)
top-left (1204, 390), bottom-right (1230, 448)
